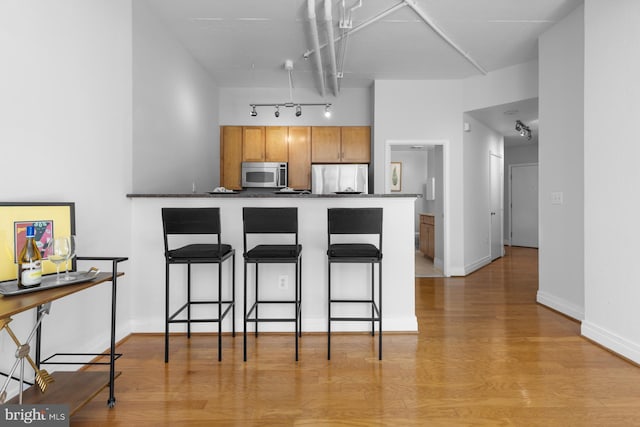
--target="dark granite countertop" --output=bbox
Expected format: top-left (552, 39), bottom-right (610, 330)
top-left (127, 192), bottom-right (420, 198)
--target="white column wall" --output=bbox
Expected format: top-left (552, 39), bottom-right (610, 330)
top-left (133, 1), bottom-right (220, 194)
top-left (582, 0), bottom-right (640, 363)
top-left (0, 0), bottom-right (133, 394)
top-left (538, 4), bottom-right (585, 320)
top-left (373, 63), bottom-right (537, 275)
top-left (462, 114), bottom-right (504, 274)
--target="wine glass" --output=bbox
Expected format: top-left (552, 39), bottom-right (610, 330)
top-left (48, 237), bottom-right (70, 284)
top-left (63, 235), bottom-right (77, 281)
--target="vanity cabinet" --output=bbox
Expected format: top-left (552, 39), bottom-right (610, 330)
top-left (419, 214), bottom-right (435, 259)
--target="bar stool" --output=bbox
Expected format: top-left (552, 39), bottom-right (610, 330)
top-left (327, 208), bottom-right (383, 360)
top-left (162, 207), bottom-right (235, 362)
top-left (242, 207), bottom-right (302, 361)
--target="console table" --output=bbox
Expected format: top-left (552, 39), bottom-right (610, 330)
top-left (0, 257), bottom-right (127, 414)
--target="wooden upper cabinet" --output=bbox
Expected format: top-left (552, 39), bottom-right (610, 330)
top-left (242, 126), bottom-right (266, 161)
top-left (341, 126), bottom-right (371, 163)
top-left (220, 126), bottom-right (243, 190)
top-left (311, 126), bottom-right (370, 163)
top-left (311, 126), bottom-right (341, 163)
top-left (265, 126), bottom-right (289, 162)
top-left (288, 127), bottom-right (311, 190)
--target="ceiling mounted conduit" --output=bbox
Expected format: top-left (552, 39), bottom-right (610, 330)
top-left (324, 0), bottom-right (339, 96)
top-left (402, 0), bottom-right (487, 75)
top-left (307, 0), bottom-right (326, 97)
top-left (304, 0), bottom-right (487, 97)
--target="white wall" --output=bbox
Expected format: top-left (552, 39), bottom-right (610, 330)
top-left (582, 0), bottom-right (640, 363)
top-left (133, 0), bottom-right (220, 193)
top-left (432, 146), bottom-right (445, 269)
top-left (538, 5), bottom-right (585, 320)
top-left (462, 114), bottom-right (504, 273)
top-left (504, 143), bottom-right (539, 242)
top-left (0, 0), bottom-right (133, 395)
top-left (374, 62), bottom-right (537, 275)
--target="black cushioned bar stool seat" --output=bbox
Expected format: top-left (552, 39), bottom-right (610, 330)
top-left (162, 207), bottom-right (235, 362)
top-left (327, 208), bottom-right (383, 360)
top-left (243, 207), bottom-right (302, 361)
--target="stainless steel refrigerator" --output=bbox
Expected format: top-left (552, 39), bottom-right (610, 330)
top-left (311, 164), bottom-right (368, 194)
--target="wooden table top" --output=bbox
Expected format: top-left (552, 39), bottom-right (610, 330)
top-left (0, 272), bottom-right (122, 319)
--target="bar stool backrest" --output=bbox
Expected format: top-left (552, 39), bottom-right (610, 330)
top-left (327, 208), bottom-right (383, 247)
top-left (242, 207), bottom-right (298, 250)
top-left (162, 207), bottom-right (223, 253)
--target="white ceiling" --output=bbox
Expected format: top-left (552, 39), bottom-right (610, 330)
top-left (141, 0), bottom-right (581, 141)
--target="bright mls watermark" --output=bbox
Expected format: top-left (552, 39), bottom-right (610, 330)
top-left (1, 404), bottom-right (69, 426)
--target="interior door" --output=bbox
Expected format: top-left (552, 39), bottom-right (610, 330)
top-left (511, 163), bottom-right (539, 247)
top-left (490, 154), bottom-right (503, 261)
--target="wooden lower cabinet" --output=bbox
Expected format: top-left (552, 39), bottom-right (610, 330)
top-left (287, 126), bottom-right (311, 189)
top-left (419, 214), bottom-right (435, 259)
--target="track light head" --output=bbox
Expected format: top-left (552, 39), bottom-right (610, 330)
top-left (274, 106), bottom-right (280, 118)
top-left (324, 104), bottom-right (331, 118)
top-left (295, 105), bottom-right (302, 117)
top-left (250, 105), bottom-right (257, 117)
top-left (514, 120), bottom-right (532, 140)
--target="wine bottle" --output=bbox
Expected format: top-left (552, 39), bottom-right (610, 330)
top-left (17, 225), bottom-right (42, 287)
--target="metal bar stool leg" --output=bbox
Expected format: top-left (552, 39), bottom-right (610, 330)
top-left (187, 263), bottom-right (192, 339)
top-left (232, 253), bottom-right (236, 337)
top-left (255, 264), bottom-right (259, 337)
top-left (165, 262), bottom-right (170, 363)
top-left (327, 261), bottom-right (331, 361)
top-left (379, 262), bottom-right (382, 361)
top-left (371, 263), bottom-right (375, 336)
top-left (295, 260), bottom-right (299, 361)
top-left (243, 261), bottom-right (248, 362)
top-left (218, 262), bottom-right (223, 362)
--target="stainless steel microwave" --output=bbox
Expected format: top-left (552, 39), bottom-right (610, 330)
top-left (241, 162), bottom-right (288, 188)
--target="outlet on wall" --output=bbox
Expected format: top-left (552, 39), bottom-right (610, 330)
top-left (278, 275), bottom-right (288, 290)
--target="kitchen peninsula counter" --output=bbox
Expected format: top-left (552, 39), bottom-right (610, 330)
top-left (127, 192), bottom-right (416, 198)
top-left (127, 193), bottom-right (418, 335)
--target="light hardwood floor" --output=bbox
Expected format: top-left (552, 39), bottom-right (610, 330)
top-left (73, 247), bottom-right (640, 426)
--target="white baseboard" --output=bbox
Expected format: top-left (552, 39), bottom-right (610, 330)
top-left (536, 291), bottom-right (584, 321)
top-left (582, 320), bottom-right (640, 365)
top-left (464, 255), bottom-right (491, 275)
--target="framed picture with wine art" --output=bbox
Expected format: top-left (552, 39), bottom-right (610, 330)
top-left (390, 162), bottom-right (402, 192)
top-left (0, 202), bottom-right (75, 282)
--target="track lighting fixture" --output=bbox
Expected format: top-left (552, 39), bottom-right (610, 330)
top-left (250, 60), bottom-right (333, 118)
top-left (514, 120), bottom-right (532, 140)
top-left (248, 102), bottom-right (332, 118)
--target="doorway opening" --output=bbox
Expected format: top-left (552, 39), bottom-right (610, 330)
top-left (384, 139), bottom-right (449, 277)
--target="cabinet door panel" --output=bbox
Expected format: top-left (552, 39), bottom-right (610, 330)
top-left (221, 126), bottom-right (243, 190)
top-left (311, 127), bottom-right (341, 163)
top-left (288, 127), bottom-right (311, 189)
top-left (341, 126), bottom-right (370, 163)
top-left (242, 126), bottom-right (265, 161)
top-left (265, 126), bottom-right (289, 162)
